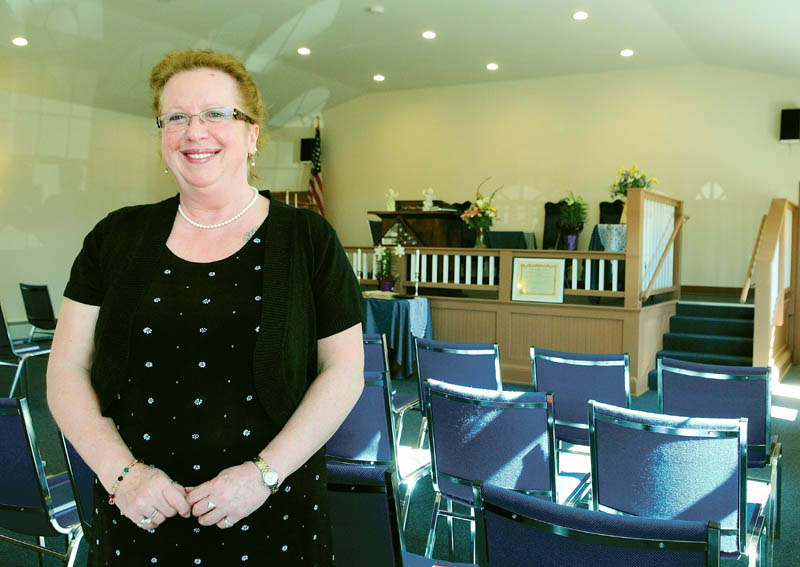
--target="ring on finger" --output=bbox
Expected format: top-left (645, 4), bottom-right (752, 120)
top-left (140, 509), bottom-right (158, 526)
top-left (224, 518), bottom-right (234, 528)
top-left (207, 499), bottom-right (216, 511)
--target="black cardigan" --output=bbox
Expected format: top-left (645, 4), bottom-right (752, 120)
top-left (65, 191), bottom-right (364, 426)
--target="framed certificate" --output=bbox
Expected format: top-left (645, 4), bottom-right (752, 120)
top-left (511, 258), bottom-right (565, 303)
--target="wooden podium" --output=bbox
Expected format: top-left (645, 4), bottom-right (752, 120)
top-left (368, 209), bottom-right (464, 247)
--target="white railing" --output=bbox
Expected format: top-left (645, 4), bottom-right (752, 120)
top-left (641, 198), bottom-right (676, 294)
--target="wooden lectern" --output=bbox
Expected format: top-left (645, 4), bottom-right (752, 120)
top-left (369, 201), bottom-right (464, 247)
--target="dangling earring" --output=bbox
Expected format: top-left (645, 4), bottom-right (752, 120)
top-left (163, 167), bottom-right (169, 175)
top-left (249, 153), bottom-right (256, 167)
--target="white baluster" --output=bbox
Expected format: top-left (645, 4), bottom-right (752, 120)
top-left (488, 256), bottom-right (495, 286)
top-left (571, 258), bottom-right (578, 289)
top-left (454, 255), bottom-right (461, 284)
top-left (465, 256), bottom-right (472, 284)
top-left (432, 254), bottom-right (439, 283)
top-left (611, 260), bottom-right (619, 291)
top-left (477, 256), bottom-right (484, 285)
top-left (598, 260), bottom-right (605, 291)
top-left (421, 254), bottom-right (428, 283)
top-left (443, 255), bottom-right (450, 283)
top-left (584, 258), bottom-right (592, 290)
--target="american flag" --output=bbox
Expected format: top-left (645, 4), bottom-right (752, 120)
top-left (308, 125), bottom-right (325, 216)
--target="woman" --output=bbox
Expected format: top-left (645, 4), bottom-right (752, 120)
top-left (47, 49), bottom-right (364, 565)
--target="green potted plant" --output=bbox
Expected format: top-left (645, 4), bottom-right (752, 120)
top-left (559, 192), bottom-right (587, 250)
top-left (374, 244), bottom-right (405, 291)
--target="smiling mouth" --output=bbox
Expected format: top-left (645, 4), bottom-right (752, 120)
top-left (182, 150), bottom-right (220, 160)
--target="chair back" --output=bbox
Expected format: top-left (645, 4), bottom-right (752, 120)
top-left (589, 401), bottom-right (747, 555)
top-left (326, 370), bottom-right (396, 467)
top-left (415, 338), bottom-right (501, 410)
top-left (599, 200), bottom-right (625, 224)
top-left (476, 482), bottom-right (720, 567)
top-left (19, 283), bottom-right (57, 330)
top-left (542, 201), bottom-right (562, 249)
top-left (363, 333), bottom-right (390, 374)
top-left (327, 462), bottom-right (402, 566)
top-left (0, 301), bottom-right (16, 359)
top-left (658, 357), bottom-right (771, 467)
top-left (425, 379), bottom-right (557, 506)
top-left (61, 434), bottom-right (94, 529)
top-left (0, 397), bottom-right (65, 536)
top-left (530, 347), bottom-right (629, 445)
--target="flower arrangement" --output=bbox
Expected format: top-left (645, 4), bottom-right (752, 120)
top-left (559, 192), bottom-right (588, 234)
top-left (460, 177), bottom-right (503, 230)
top-left (610, 163), bottom-right (658, 199)
top-left (374, 244), bottom-right (405, 280)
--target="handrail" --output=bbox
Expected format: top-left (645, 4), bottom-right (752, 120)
top-left (640, 215), bottom-right (689, 302)
top-left (740, 215), bottom-right (767, 304)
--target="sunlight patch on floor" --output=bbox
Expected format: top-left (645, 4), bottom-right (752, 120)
top-left (771, 405), bottom-right (798, 421)
top-left (773, 382), bottom-right (800, 400)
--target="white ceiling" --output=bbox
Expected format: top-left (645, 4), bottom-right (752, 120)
top-left (3, 0), bottom-right (800, 127)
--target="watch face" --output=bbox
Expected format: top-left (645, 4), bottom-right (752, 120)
top-left (264, 470), bottom-right (279, 486)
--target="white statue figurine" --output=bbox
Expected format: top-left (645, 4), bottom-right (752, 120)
top-left (386, 188), bottom-right (399, 211)
top-left (422, 187), bottom-right (435, 211)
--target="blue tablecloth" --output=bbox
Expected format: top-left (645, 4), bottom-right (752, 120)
top-left (362, 297), bottom-right (433, 379)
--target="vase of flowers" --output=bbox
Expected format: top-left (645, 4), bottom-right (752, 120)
top-left (559, 192), bottom-right (587, 250)
top-left (374, 244), bottom-right (405, 291)
top-left (461, 177), bottom-right (503, 248)
top-left (610, 163), bottom-right (658, 223)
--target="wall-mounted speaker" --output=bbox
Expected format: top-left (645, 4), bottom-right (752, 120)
top-left (300, 138), bottom-right (315, 161)
top-left (780, 109), bottom-right (800, 143)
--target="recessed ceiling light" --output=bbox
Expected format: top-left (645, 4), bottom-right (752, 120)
top-left (297, 47), bottom-right (311, 55)
top-left (620, 48), bottom-right (634, 57)
top-left (486, 62), bottom-right (499, 71)
top-left (422, 30), bottom-right (436, 39)
top-left (572, 11), bottom-right (589, 20)
top-left (373, 74), bottom-right (385, 82)
top-left (11, 37), bottom-right (28, 47)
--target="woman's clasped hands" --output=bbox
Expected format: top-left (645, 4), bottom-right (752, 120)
top-left (113, 462), bottom-right (270, 530)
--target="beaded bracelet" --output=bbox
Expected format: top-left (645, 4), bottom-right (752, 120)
top-left (108, 458), bottom-right (141, 505)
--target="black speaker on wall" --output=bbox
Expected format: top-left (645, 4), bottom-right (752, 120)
top-left (300, 138), bottom-right (315, 161)
top-left (780, 109), bottom-right (800, 142)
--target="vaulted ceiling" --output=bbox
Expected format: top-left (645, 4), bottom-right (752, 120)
top-left (3, 0), bottom-right (799, 127)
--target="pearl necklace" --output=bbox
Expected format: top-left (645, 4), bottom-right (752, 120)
top-left (178, 187), bottom-right (260, 229)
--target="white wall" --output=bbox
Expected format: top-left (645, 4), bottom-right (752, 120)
top-left (0, 91), bottom-right (174, 322)
top-left (323, 64), bottom-right (800, 287)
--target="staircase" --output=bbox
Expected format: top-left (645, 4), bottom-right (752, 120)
top-left (647, 302), bottom-right (754, 390)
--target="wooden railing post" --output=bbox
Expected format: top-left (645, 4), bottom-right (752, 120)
top-left (624, 188), bottom-right (644, 309)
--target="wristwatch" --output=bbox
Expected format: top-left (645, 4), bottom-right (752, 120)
top-left (251, 456), bottom-right (280, 495)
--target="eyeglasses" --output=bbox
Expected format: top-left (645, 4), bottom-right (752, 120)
top-left (156, 107), bottom-right (255, 131)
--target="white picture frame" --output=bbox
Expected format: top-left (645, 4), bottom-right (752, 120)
top-left (511, 258), bottom-right (565, 303)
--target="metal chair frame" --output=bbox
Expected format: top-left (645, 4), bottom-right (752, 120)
top-left (424, 379), bottom-right (557, 561)
top-left (0, 397), bottom-right (82, 566)
top-left (0, 301), bottom-right (51, 397)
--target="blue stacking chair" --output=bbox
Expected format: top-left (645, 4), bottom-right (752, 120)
top-left (326, 462), bottom-right (474, 567)
top-left (589, 401), bottom-right (769, 564)
top-left (423, 379), bottom-right (557, 562)
top-left (658, 357), bottom-right (782, 540)
top-left (0, 301), bottom-right (51, 397)
top-left (0, 397), bottom-right (83, 566)
top-left (475, 481), bottom-right (721, 566)
top-left (530, 347), bottom-right (630, 446)
top-left (328, 335), bottom-right (429, 528)
top-left (19, 284), bottom-right (58, 341)
top-left (60, 434), bottom-right (94, 532)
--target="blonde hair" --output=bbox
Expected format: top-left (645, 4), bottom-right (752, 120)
top-left (149, 49), bottom-right (267, 150)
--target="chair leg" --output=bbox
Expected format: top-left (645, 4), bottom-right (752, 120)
top-left (65, 528), bottom-right (84, 567)
top-left (38, 536), bottom-right (46, 567)
top-left (28, 327), bottom-right (36, 341)
top-left (8, 362), bottom-right (24, 397)
top-left (776, 450), bottom-right (782, 539)
top-left (424, 492), bottom-right (441, 558)
top-left (446, 498), bottom-right (455, 561)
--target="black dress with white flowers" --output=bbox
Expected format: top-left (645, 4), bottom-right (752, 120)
top-left (88, 220), bottom-right (333, 565)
